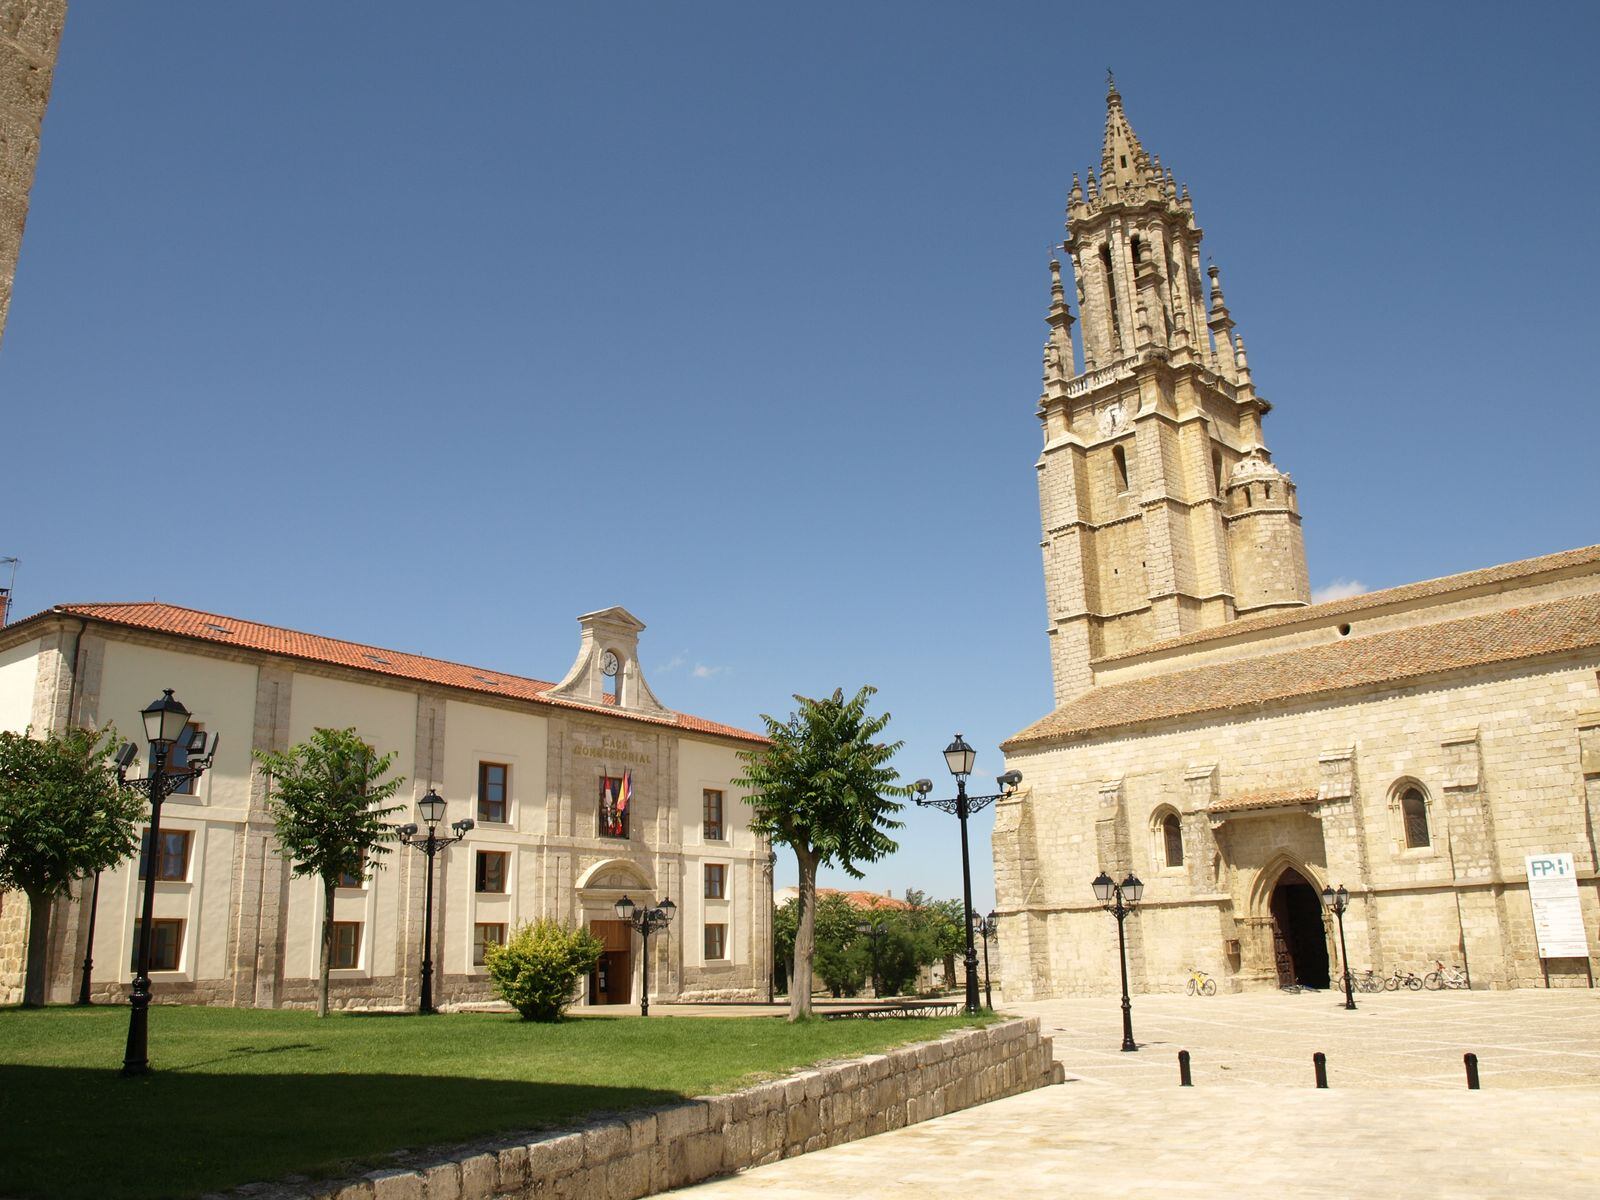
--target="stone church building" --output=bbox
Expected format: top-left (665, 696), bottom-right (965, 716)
top-left (993, 80), bottom-right (1600, 996)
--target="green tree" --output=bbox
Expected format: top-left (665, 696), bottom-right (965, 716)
top-left (255, 728), bottom-right (405, 1016)
top-left (813, 893), bottom-right (870, 997)
top-left (0, 726), bottom-right (145, 1006)
top-left (738, 686), bottom-right (906, 1020)
top-left (484, 919), bottom-right (603, 1021)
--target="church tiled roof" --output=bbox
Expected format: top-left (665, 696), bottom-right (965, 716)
top-left (1007, 591), bottom-right (1600, 749)
top-left (13, 602), bottom-right (764, 744)
top-left (1093, 543), bottom-right (1600, 665)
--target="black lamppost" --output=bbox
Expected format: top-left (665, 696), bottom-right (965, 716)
top-left (399, 790), bottom-right (473, 1014)
top-left (765, 847), bottom-right (777, 1005)
top-left (913, 734), bottom-right (1022, 1015)
top-left (855, 918), bottom-right (885, 998)
top-left (972, 910), bottom-right (998, 1010)
top-left (614, 894), bottom-right (675, 1016)
top-left (1092, 870), bottom-right (1144, 1052)
top-left (76, 868), bottom-right (103, 1006)
top-left (1320, 883), bottom-right (1357, 1011)
top-left (115, 690), bottom-right (218, 1075)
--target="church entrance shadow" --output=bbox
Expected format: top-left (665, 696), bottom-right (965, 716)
top-left (1269, 867), bottom-right (1331, 988)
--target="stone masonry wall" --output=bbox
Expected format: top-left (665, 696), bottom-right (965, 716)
top-left (998, 654), bottom-right (1600, 998)
top-left (0, 0), bottom-right (64, 348)
top-left (276, 1018), bottom-right (1060, 1200)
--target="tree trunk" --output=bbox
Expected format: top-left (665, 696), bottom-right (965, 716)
top-left (318, 879), bottom-right (334, 1018)
top-left (22, 888), bottom-right (52, 1007)
top-left (789, 849), bottom-right (818, 1020)
top-left (943, 952), bottom-right (957, 992)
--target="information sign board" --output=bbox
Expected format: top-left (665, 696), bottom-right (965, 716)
top-left (1525, 853), bottom-right (1589, 959)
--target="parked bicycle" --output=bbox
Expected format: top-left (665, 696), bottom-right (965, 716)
top-left (1383, 967), bottom-right (1424, 991)
top-left (1423, 961), bottom-right (1468, 990)
top-left (1184, 967), bottom-right (1217, 996)
top-left (1354, 969), bottom-right (1384, 993)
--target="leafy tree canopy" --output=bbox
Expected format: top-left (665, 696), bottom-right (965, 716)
top-left (0, 726), bottom-right (144, 898)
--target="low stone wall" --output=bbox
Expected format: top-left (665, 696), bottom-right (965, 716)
top-left (293, 1017), bottom-right (1059, 1200)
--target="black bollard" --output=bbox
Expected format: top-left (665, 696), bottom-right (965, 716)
top-left (1178, 1049), bottom-right (1192, 1087)
top-left (1464, 1052), bottom-right (1480, 1090)
top-left (1313, 1051), bottom-right (1328, 1088)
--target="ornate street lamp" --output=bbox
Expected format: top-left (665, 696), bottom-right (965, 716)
top-left (1320, 883), bottom-right (1357, 1011)
top-left (399, 790), bottom-right (473, 1014)
top-left (1092, 870), bottom-right (1144, 1052)
top-left (855, 918), bottom-right (885, 998)
top-left (972, 910), bottom-right (999, 1010)
top-left (615, 894), bottom-right (675, 1016)
top-left (115, 690), bottom-right (219, 1075)
top-left (914, 735), bottom-right (1022, 1014)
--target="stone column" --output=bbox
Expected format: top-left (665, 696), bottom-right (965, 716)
top-left (1095, 777), bottom-right (1146, 990)
top-left (1317, 746), bottom-right (1382, 971)
top-left (234, 663), bottom-right (292, 1008)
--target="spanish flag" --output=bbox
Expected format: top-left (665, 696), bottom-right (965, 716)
top-left (617, 770), bottom-right (632, 825)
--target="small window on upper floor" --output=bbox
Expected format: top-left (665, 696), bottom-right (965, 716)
top-left (478, 762), bottom-right (509, 824)
top-left (1113, 444), bottom-right (1131, 492)
top-left (1401, 787), bottom-right (1431, 849)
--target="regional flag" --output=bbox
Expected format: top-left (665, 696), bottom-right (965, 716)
top-left (617, 770), bottom-right (632, 821)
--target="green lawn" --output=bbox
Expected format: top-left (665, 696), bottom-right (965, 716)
top-left (0, 1005), bottom-right (987, 1200)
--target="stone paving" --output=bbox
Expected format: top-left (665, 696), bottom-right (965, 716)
top-left (661, 991), bottom-right (1600, 1198)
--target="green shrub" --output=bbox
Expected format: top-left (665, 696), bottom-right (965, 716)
top-left (484, 919), bottom-right (604, 1021)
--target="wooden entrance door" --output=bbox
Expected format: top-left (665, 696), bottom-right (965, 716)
top-left (589, 919), bottom-right (632, 1005)
top-left (1269, 891), bottom-right (1296, 987)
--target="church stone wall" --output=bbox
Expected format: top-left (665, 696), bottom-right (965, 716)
top-left (998, 653), bottom-right (1600, 997)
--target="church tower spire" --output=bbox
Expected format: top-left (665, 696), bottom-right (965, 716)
top-left (1034, 80), bottom-right (1310, 703)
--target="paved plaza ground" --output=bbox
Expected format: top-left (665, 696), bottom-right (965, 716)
top-left (663, 990), bottom-right (1600, 1198)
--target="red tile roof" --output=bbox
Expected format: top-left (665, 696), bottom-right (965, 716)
top-left (1209, 787), bottom-right (1319, 814)
top-left (1007, 591), bottom-right (1600, 748)
top-left (15, 601), bottom-right (764, 744)
top-left (1093, 543), bottom-right (1600, 665)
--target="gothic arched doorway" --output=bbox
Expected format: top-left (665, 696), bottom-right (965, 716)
top-left (1268, 868), bottom-right (1330, 988)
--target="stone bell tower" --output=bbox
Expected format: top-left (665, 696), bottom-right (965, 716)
top-left (1036, 76), bottom-right (1309, 703)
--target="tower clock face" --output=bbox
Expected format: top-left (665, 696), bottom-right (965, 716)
top-left (601, 651), bottom-right (620, 677)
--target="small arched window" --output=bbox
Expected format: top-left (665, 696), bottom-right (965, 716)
top-left (1113, 444), bottom-right (1131, 492)
top-left (1400, 786), bottom-right (1430, 848)
top-left (1162, 812), bottom-right (1185, 868)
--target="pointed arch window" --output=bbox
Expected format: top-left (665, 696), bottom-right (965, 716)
top-left (1400, 787), bottom-right (1431, 848)
top-left (1113, 444), bottom-right (1131, 493)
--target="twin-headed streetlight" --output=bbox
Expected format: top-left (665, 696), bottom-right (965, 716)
top-left (614, 893), bottom-right (675, 1016)
top-left (399, 790), bottom-right (474, 1014)
top-left (1092, 870), bottom-right (1144, 1052)
top-left (114, 689), bottom-right (220, 1075)
top-left (913, 734), bottom-right (1021, 1014)
top-left (1320, 883), bottom-right (1357, 1011)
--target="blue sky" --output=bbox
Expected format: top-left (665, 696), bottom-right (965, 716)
top-left (5, 2), bottom-right (1597, 909)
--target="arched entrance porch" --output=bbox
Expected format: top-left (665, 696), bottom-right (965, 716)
top-left (1268, 867), bottom-right (1330, 988)
top-left (576, 858), bottom-right (656, 1006)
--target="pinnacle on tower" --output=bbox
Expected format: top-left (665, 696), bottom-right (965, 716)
top-left (1100, 70), bottom-right (1152, 192)
top-left (1069, 172), bottom-right (1083, 205)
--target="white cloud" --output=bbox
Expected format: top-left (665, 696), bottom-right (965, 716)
top-left (692, 663), bottom-right (726, 679)
top-left (657, 650), bottom-right (689, 673)
top-left (1312, 578), bottom-right (1367, 604)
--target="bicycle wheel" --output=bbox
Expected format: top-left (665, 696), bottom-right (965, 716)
top-left (1186, 978), bottom-right (1196, 996)
top-left (1406, 975), bottom-right (1423, 991)
top-left (1423, 971), bottom-right (1443, 991)
top-left (1201, 978), bottom-right (1216, 996)
top-left (1384, 975), bottom-right (1399, 991)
